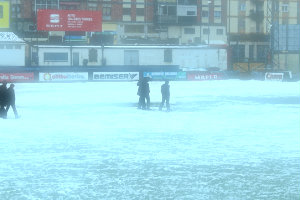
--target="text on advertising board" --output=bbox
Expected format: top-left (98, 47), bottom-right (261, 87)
top-left (39, 72), bottom-right (88, 82)
top-left (37, 10), bottom-right (102, 31)
top-left (93, 72), bottom-right (139, 81)
top-left (187, 72), bottom-right (223, 81)
top-left (265, 72), bottom-right (284, 81)
top-left (0, 73), bottom-right (34, 82)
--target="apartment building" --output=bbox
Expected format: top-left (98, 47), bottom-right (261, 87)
top-left (227, 0), bottom-right (300, 73)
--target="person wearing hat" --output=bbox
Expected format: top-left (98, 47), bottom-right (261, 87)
top-left (5, 83), bottom-right (19, 119)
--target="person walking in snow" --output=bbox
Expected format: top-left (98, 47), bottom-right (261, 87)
top-left (159, 80), bottom-right (170, 111)
top-left (0, 82), bottom-right (8, 118)
top-left (5, 83), bottom-right (19, 119)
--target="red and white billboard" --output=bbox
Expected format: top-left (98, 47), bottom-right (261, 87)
top-left (0, 73), bottom-right (35, 82)
top-left (37, 10), bottom-right (102, 31)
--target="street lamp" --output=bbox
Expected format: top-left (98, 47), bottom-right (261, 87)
top-left (207, 0), bottom-right (211, 45)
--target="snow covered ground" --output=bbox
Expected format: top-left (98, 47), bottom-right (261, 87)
top-left (0, 80), bottom-right (299, 200)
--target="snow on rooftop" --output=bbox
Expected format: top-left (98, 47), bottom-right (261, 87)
top-left (0, 32), bottom-right (24, 42)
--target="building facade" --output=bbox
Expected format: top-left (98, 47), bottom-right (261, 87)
top-left (3, 0), bottom-right (300, 73)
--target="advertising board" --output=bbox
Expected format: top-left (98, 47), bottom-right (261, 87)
top-left (39, 72), bottom-right (88, 82)
top-left (37, 10), bottom-right (102, 31)
top-left (187, 71), bottom-right (224, 81)
top-left (93, 72), bottom-right (139, 81)
top-left (143, 72), bottom-right (186, 80)
top-left (0, 1), bottom-right (10, 29)
top-left (264, 72), bottom-right (284, 81)
top-left (0, 73), bottom-right (34, 82)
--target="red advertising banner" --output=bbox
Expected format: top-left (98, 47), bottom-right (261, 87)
top-left (0, 73), bottom-right (35, 82)
top-left (37, 10), bottom-right (102, 31)
top-left (187, 72), bottom-right (224, 81)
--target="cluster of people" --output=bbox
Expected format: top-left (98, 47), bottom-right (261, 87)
top-left (0, 82), bottom-right (19, 119)
top-left (137, 77), bottom-right (170, 111)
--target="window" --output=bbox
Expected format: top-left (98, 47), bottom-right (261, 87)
top-left (6, 44), bottom-right (13, 49)
top-left (202, 10), bottom-right (208, 17)
top-left (214, 11), bottom-right (221, 18)
top-left (103, 5), bottom-right (111, 20)
top-left (257, 45), bottom-right (268, 62)
top-left (282, 3), bottom-right (288, 13)
top-left (232, 45), bottom-right (245, 62)
top-left (239, 2), bottom-right (246, 11)
top-left (136, 8), bottom-right (144, 16)
top-left (216, 29), bottom-right (223, 35)
top-left (0, 6), bottom-right (3, 18)
top-left (238, 18), bottom-right (246, 32)
top-left (187, 11), bottom-right (196, 16)
top-left (164, 49), bottom-right (172, 62)
top-left (44, 53), bottom-right (68, 62)
top-left (89, 48), bottom-right (98, 62)
top-left (203, 28), bottom-right (210, 34)
top-left (184, 28), bottom-right (195, 34)
top-left (124, 25), bottom-right (144, 33)
top-left (249, 45), bottom-right (254, 61)
top-left (123, 8), bottom-right (131, 15)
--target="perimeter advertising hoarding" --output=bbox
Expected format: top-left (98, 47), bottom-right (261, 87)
top-left (143, 72), bottom-right (186, 80)
top-left (93, 72), bottom-right (139, 81)
top-left (39, 72), bottom-right (88, 82)
top-left (37, 10), bottom-right (102, 31)
top-left (0, 1), bottom-right (10, 29)
top-left (187, 71), bottom-right (224, 81)
top-left (264, 72), bottom-right (284, 81)
top-left (0, 73), bottom-right (34, 82)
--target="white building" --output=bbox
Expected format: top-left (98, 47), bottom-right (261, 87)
top-left (34, 45), bottom-right (228, 71)
top-left (0, 32), bottom-right (26, 67)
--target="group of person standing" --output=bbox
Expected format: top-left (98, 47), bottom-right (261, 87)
top-left (0, 82), bottom-right (19, 119)
top-left (137, 77), bottom-right (170, 111)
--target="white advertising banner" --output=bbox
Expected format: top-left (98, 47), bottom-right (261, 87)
top-left (93, 72), bottom-right (139, 81)
top-left (265, 72), bottom-right (284, 81)
top-left (39, 72), bottom-right (88, 82)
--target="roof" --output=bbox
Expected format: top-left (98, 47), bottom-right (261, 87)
top-left (0, 32), bottom-right (24, 42)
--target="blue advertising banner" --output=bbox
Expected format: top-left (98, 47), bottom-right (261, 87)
top-left (143, 72), bottom-right (186, 80)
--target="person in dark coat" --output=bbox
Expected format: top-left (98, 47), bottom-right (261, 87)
top-left (0, 82), bottom-right (8, 118)
top-left (5, 83), bottom-right (19, 119)
top-left (159, 80), bottom-right (170, 111)
top-left (137, 79), bottom-right (145, 109)
top-left (137, 77), bottom-right (151, 110)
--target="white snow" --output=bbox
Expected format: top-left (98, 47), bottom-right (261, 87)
top-left (0, 80), bottom-right (300, 199)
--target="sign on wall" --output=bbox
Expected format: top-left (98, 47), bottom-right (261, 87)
top-left (93, 72), bottom-right (139, 81)
top-left (0, 1), bottom-right (10, 29)
top-left (39, 72), bottom-right (88, 82)
top-left (0, 73), bottom-right (34, 82)
top-left (37, 10), bottom-right (102, 31)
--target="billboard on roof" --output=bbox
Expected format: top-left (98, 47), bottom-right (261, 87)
top-left (0, 1), bottom-right (10, 29)
top-left (37, 10), bottom-right (102, 31)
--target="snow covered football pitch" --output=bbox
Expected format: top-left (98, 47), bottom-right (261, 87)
top-left (0, 80), bottom-right (300, 200)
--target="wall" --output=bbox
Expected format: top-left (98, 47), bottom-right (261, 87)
top-left (0, 43), bottom-right (25, 66)
top-left (36, 46), bottom-right (228, 70)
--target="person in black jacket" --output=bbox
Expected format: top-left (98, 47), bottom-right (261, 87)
top-left (137, 77), bottom-right (151, 110)
top-left (5, 83), bottom-right (19, 119)
top-left (159, 80), bottom-right (170, 111)
top-left (0, 82), bottom-right (8, 118)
